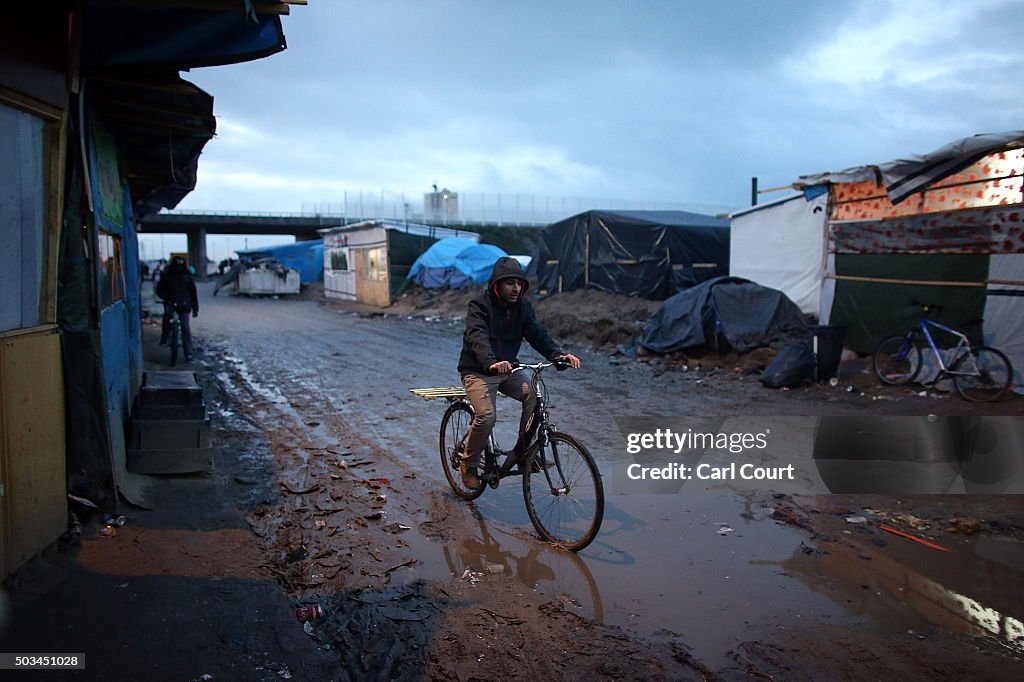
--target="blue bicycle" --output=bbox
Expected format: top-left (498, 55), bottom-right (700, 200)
top-left (873, 303), bottom-right (1013, 402)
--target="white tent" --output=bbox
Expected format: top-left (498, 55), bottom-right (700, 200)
top-left (729, 190), bottom-right (828, 318)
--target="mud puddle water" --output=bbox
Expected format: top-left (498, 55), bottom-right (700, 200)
top-left (197, 291), bottom-right (1024, 671)
top-left (786, 496), bottom-right (1024, 654)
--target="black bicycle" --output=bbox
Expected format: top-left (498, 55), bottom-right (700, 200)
top-left (413, 360), bottom-right (604, 552)
top-left (160, 299), bottom-right (187, 367)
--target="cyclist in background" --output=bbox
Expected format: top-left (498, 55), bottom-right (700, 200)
top-left (457, 257), bottom-right (580, 488)
top-left (157, 255), bottom-right (199, 362)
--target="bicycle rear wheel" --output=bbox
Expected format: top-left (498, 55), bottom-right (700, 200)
top-left (439, 401), bottom-right (485, 500)
top-left (952, 346), bottom-right (1013, 402)
top-left (523, 432), bottom-right (603, 552)
top-left (169, 321), bottom-right (179, 367)
top-left (873, 335), bottom-right (921, 385)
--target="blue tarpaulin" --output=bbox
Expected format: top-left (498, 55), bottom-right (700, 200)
top-left (407, 237), bottom-right (507, 289)
top-left (238, 240), bottom-right (323, 283)
top-left (455, 243), bottom-right (508, 284)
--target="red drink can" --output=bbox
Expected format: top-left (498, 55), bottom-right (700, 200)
top-left (294, 603), bottom-right (324, 622)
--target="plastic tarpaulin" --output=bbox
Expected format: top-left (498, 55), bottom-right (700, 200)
top-left (238, 240), bottom-right (323, 282)
top-left (454, 243), bottom-right (508, 284)
top-left (797, 130), bottom-right (1024, 205)
top-left (407, 238), bottom-right (508, 289)
top-left (81, 1), bottom-right (286, 71)
top-left (537, 210), bottom-right (730, 300)
top-left (639, 277), bottom-right (808, 354)
top-left (729, 192), bottom-right (828, 316)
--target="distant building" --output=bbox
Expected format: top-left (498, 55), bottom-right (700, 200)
top-left (424, 188), bottom-right (459, 222)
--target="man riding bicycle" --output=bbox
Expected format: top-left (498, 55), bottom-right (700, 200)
top-left (457, 257), bottom-right (580, 489)
top-left (156, 255), bottom-right (199, 362)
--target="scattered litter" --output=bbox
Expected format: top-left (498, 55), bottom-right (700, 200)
top-left (385, 559), bottom-right (418, 574)
top-left (716, 525), bottom-right (735, 535)
top-left (314, 519), bottom-right (327, 529)
top-left (486, 563), bottom-right (505, 574)
top-left (294, 600), bottom-right (325, 623)
top-left (68, 493), bottom-right (98, 508)
top-left (461, 568), bottom-right (483, 584)
top-left (946, 518), bottom-right (981, 534)
top-left (878, 525), bottom-right (951, 552)
top-left (104, 514), bottom-right (127, 527)
top-left (383, 523), bottom-right (411, 534)
top-left (302, 621), bottom-right (315, 636)
top-left (829, 377), bottom-right (839, 387)
top-left (844, 516), bottom-right (868, 524)
top-left (281, 482), bottom-right (321, 495)
top-left (98, 525), bottom-right (116, 537)
top-left (846, 385), bottom-right (859, 394)
top-left (481, 607), bottom-right (524, 625)
top-left (277, 667), bottom-right (292, 679)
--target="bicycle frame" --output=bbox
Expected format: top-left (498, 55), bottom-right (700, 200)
top-left (911, 318), bottom-right (976, 377)
top-left (479, 363), bottom-right (556, 483)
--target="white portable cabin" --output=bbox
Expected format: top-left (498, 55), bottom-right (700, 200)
top-left (320, 220), bottom-right (478, 307)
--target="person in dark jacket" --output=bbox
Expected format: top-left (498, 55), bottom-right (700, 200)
top-left (156, 255), bottom-right (199, 362)
top-left (457, 256), bottom-right (580, 488)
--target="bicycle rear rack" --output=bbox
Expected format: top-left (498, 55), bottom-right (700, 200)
top-left (410, 386), bottom-right (467, 401)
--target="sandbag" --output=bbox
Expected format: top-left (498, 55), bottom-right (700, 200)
top-left (760, 345), bottom-right (816, 389)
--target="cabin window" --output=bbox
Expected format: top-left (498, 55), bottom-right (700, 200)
top-left (364, 246), bottom-right (386, 281)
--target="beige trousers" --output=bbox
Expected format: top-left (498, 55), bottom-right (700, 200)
top-left (461, 371), bottom-right (537, 467)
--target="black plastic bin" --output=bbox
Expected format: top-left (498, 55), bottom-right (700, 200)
top-left (809, 325), bottom-right (847, 380)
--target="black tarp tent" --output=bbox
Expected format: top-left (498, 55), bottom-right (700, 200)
top-left (639, 276), bottom-right (809, 354)
top-left (536, 209), bottom-right (730, 300)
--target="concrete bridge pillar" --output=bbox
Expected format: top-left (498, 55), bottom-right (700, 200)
top-left (186, 227), bottom-right (208, 280)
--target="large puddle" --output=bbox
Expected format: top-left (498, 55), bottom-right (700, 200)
top-left (198, 288), bottom-right (1024, 668)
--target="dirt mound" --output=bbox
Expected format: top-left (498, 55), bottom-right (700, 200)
top-left (389, 285), bottom-right (662, 351)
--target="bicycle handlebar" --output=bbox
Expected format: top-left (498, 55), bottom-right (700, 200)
top-left (511, 359), bottom-right (573, 373)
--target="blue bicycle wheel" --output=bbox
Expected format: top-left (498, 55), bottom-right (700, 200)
top-left (873, 335), bottom-right (921, 385)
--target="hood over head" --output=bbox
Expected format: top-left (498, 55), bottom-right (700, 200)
top-left (488, 256), bottom-right (530, 293)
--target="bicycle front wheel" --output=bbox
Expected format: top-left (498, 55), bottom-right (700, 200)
top-left (439, 401), bottom-right (485, 500)
top-left (873, 335), bottom-right (921, 385)
top-left (952, 346), bottom-right (1013, 402)
top-left (523, 432), bottom-right (603, 552)
top-left (169, 322), bottom-right (179, 367)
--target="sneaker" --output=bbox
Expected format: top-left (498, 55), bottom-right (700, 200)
top-left (459, 461), bottom-right (481, 489)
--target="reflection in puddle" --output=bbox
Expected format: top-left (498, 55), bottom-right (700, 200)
top-left (439, 515), bottom-right (604, 623)
top-left (782, 524), bottom-right (1024, 653)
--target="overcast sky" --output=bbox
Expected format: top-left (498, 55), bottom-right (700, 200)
top-left (148, 0), bottom-right (1024, 260)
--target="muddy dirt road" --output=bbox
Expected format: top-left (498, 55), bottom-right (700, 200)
top-left (189, 282), bottom-right (1024, 679)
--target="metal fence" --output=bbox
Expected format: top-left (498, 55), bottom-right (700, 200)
top-left (298, 191), bottom-right (735, 227)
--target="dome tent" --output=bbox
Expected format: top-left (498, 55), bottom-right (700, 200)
top-left (407, 238), bottom-right (508, 289)
top-left (454, 243), bottom-right (508, 285)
